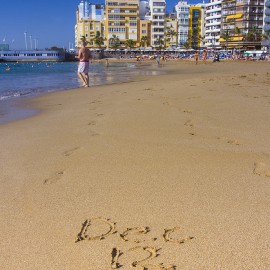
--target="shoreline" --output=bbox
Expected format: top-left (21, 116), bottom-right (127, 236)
top-left (0, 60), bottom-right (166, 125)
top-left (0, 60), bottom-right (270, 269)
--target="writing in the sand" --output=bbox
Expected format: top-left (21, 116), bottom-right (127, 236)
top-left (75, 217), bottom-right (194, 269)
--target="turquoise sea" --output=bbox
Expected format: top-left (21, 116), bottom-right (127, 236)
top-left (0, 61), bottom-right (161, 124)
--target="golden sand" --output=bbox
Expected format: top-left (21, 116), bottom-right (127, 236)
top-left (0, 60), bottom-right (270, 269)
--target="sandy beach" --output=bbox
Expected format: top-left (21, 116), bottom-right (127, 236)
top-left (0, 60), bottom-right (270, 269)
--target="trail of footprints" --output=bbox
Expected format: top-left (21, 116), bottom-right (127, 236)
top-left (253, 162), bottom-right (270, 178)
top-left (75, 217), bottom-right (194, 269)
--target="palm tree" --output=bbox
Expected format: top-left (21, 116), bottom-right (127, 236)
top-left (80, 35), bottom-right (88, 46)
top-left (234, 27), bottom-right (241, 37)
top-left (189, 28), bottom-right (203, 50)
top-left (93, 31), bottom-right (106, 59)
top-left (247, 26), bottom-right (261, 42)
top-left (183, 41), bottom-right (190, 50)
top-left (154, 37), bottom-right (164, 50)
top-left (262, 30), bottom-right (270, 52)
top-left (109, 34), bottom-right (120, 52)
top-left (220, 30), bottom-right (232, 50)
top-left (94, 31), bottom-right (106, 48)
top-left (262, 30), bottom-right (270, 41)
top-left (166, 29), bottom-right (178, 48)
top-left (140, 36), bottom-right (149, 48)
top-left (125, 39), bottom-right (135, 51)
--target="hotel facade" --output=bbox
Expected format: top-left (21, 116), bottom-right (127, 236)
top-left (75, 0), bottom-right (267, 50)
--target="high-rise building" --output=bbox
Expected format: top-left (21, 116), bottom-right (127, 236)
top-left (105, 0), bottom-right (140, 48)
top-left (75, 1), bottom-right (105, 48)
top-left (264, 0), bottom-right (270, 32)
top-left (165, 13), bottom-right (178, 48)
top-left (220, 0), bottom-right (264, 49)
top-left (149, 0), bottom-right (166, 47)
top-left (175, 1), bottom-right (190, 48)
top-left (189, 6), bottom-right (203, 49)
top-left (205, 0), bottom-right (222, 49)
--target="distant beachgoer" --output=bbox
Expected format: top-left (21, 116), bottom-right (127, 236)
top-left (202, 49), bottom-right (207, 63)
top-left (105, 58), bottom-right (109, 67)
top-left (194, 51), bottom-right (199, 65)
top-left (5, 65), bottom-right (11, 71)
top-left (156, 55), bottom-right (160, 65)
top-left (213, 53), bottom-right (220, 63)
top-left (77, 41), bottom-right (91, 87)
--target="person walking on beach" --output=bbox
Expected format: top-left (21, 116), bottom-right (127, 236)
top-left (156, 55), bottom-right (160, 65)
top-left (202, 49), bottom-right (207, 64)
top-left (77, 41), bottom-right (91, 87)
top-left (194, 51), bottom-right (199, 65)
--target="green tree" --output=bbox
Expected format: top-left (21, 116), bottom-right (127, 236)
top-left (262, 30), bottom-right (270, 41)
top-left (166, 29), bottom-right (178, 48)
top-left (183, 41), bottom-right (190, 50)
top-left (234, 27), bottom-right (241, 36)
top-left (109, 34), bottom-right (120, 51)
top-left (189, 28), bottom-right (203, 50)
top-left (93, 31), bottom-right (106, 59)
top-left (80, 35), bottom-right (88, 45)
top-left (140, 36), bottom-right (149, 48)
top-left (247, 26), bottom-right (261, 42)
top-left (220, 30), bottom-right (232, 50)
top-left (93, 31), bottom-right (106, 48)
top-left (154, 37), bottom-right (164, 50)
top-left (125, 39), bottom-right (135, 51)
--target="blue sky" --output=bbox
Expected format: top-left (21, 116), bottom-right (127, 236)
top-left (0, 0), bottom-right (200, 50)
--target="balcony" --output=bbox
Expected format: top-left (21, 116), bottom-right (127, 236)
top-left (265, 8), bottom-right (270, 15)
top-left (266, 0), bottom-right (270, 7)
top-left (264, 24), bottom-right (270, 31)
top-left (265, 17), bottom-right (270, 23)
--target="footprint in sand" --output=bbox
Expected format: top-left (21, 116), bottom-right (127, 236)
top-left (88, 121), bottom-right (96, 126)
top-left (44, 170), bottom-right (64, 184)
top-left (227, 139), bottom-right (240, 145)
top-left (217, 137), bottom-right (240, 146)
top-left (88, 100), bottom-right (101, 105)
top-left (63, 147), bottom-right (80, 157)
top-left (253, 162), bottom-right (270, 178)
top-left (184, 120), bottom-right (194, 128)
top-left (182, 109), bottom-right (192, 114)
top-left (187, 96), bottom-right (201, 100)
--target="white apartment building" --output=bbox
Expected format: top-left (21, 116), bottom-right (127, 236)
top-left (205, 0), bottom-right (222, 48)
top-left (175, 1), bottom-right (190, 47)
top-left (149, 0), bottom-right (166, 47)
top-left (264, 0), bottom-right (270, 32)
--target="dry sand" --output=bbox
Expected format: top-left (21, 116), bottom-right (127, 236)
top-left (0, 60), bottom-right (270, 269)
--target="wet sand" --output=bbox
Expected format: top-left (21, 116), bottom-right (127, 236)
top-left (0, 60), bottom-right (270, 269)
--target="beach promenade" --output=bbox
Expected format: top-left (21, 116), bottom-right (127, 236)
top-left (0, 60), bottom-right (270, 269)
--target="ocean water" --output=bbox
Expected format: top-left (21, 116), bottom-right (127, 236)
top-left (0, 61), bottom-right (162, 124)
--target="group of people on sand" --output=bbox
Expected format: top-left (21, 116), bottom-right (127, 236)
top-left (194, 49), bottom-right (208, 65)
top-left (194, 49), bottom-right (221, 64)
